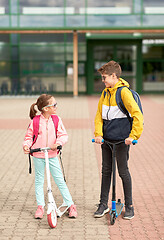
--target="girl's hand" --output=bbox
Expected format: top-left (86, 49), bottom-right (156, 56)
top-left (23, 145), bottom-right (30, 154)
top-left (125, 137), bottom-right (134, 145)
top-left (50, 144), bottom-right (60, 151)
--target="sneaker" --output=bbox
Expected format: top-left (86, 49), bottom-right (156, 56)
top-left (35, 205), bottom-right (44, 219)
top-left (94, 203), bottom-right (109, 218)
top-left (123, 205), bottom-right (134, 220)
top-left (68, 204), bottom-right (77, 218)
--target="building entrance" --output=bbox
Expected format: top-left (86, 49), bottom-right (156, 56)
top-left (87, 39), bottom-right (142, 94)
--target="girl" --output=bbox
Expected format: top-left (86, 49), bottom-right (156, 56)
top-left (23, 94), bottom-right (77, 219)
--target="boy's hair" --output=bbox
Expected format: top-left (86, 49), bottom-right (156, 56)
top-left (29, 94), bottom-right (53, 119)
top-left (97, 60), bottom-right (122, 78)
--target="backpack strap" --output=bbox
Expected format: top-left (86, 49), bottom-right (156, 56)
top-left (116, 86), bottom-right (132, 128)
top-left (28, 115), bottom-right (40, 174)
top-left (28, 154), bottom-right (32, 174)
top-left (130, 89), bottom-right (143, 114)
top-left (32, 115), bottom-right (41, 146)
top-left (51, 115), bottom-right (59, 138)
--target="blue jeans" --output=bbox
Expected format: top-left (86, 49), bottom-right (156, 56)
top-left (33, 156), bottom-right (74, 208)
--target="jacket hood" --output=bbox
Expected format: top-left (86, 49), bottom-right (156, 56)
top-left (117, 78), bottom-right (129, 88)
top-left (104, 78), bottom-right (129, 92)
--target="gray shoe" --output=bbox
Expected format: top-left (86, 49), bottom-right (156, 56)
top-left (94, 203), bottom-right (109, 218)
top-left (123, 205), bottom-right (134, 220)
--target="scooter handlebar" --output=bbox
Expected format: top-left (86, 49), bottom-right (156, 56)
top-left (30, 148), bottom-right (41, 154)
top-left (132, 140), bottom-right (138, 145)
top-left (57, 145), bottom-right (62, 150)
top-left (92, 139), bottom-right (104, 143)
top-left (30, 145), bottom-right (62, 154)
top-left (92, 139), bottom-right (138, 145)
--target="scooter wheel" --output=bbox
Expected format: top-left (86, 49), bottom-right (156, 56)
top-left (47, 210), bottom-right (57, 228)
top-left (110, 213), bottom-right (116, 225)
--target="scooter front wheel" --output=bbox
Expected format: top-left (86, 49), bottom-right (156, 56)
top-left (47, 209), bottom-right (57, 228)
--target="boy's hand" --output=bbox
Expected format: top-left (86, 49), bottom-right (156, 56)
top-left (51, 144), bottom-right (60, 151)
top-left (125, 137), bottom-right (134, 145)
top-left (23, 145), bottom-right (30, 154)
top-left (95, 136), bottom-right (103, 144)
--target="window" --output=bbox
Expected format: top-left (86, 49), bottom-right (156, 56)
top-left (86, 0), bottom-right (132, 14)
top-left (0, 34), bottom-right (10, 95)
top-left (143, 0), bottom-right (164, 14)
top-left (0, 0), bottom-right (9, 13)
top-left (142, 41), bottom-right (164, 91)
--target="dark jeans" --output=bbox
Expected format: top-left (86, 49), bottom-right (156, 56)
top-left (100, 141), bottom-right (132, 206)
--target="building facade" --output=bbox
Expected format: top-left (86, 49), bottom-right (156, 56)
top-left (0, 0), bottom-right (164, 95)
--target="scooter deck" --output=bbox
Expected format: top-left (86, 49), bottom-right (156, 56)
top-left (116, 202), bottom-right (124, 216)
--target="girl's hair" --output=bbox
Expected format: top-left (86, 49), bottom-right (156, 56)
top-left (97, 60), bottom-right (122, 78)
top-left (29, 94), bottom-right (53, 119)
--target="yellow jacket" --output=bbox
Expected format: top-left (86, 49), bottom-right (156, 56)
top-left (94, 78), bottom-right (143, 140)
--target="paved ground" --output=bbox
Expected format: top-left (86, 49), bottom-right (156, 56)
top-left (0, 95), bottom-right (164, 240)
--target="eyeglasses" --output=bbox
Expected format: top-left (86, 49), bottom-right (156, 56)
top-left (102, 74), bottom-right (112, 81)
top-left (42, 103), bottom-right (57, 110)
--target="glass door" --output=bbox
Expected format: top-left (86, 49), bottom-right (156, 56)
top-left (116, 44), bottom-right (137, 90)
top-left (87, 39), bottom-right (142, 94)
top-left (93, 45), bottom-right (114, 92)
top-left (66, 61), bottom-right (86, 93)
top-left (66, 62), bottom-right (73, 92)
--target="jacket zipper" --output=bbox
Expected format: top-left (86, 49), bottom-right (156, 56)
top-left (106, 91), bottom-right (111, 120)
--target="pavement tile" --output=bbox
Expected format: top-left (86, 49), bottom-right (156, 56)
top-left (0, 95), bottom-right (164, 240)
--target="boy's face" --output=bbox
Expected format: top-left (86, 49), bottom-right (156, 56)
top-left (102, 73), bottom-right (118, 88)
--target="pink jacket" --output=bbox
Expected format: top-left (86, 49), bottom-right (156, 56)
top-left (23, 114), bottom-right (68, 158)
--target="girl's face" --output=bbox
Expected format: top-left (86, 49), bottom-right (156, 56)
top-left (43, 97), bottom-right (57, 115)
top-left (48, 97), bottom-right (57, 114)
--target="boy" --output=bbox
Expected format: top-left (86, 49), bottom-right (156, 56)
top-left (94, 60), bottom-right (143, 219)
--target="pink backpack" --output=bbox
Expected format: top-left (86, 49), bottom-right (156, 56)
top-left (28, 115), bottom-right (59, 174)
top-left (31, 114), bottom-right (59, 147)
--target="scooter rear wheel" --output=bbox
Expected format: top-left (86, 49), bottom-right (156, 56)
top-left (110, 212), bottom-right (116, 225)
top-left (47, 209), bottom-right (57, 228)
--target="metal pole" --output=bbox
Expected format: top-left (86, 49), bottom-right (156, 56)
top-left (45, 149), bottom-right (52, 191)
top-left (112, 144), bottom-right (116, 201)
top-left (73, 30), bottom-right (78, 97)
